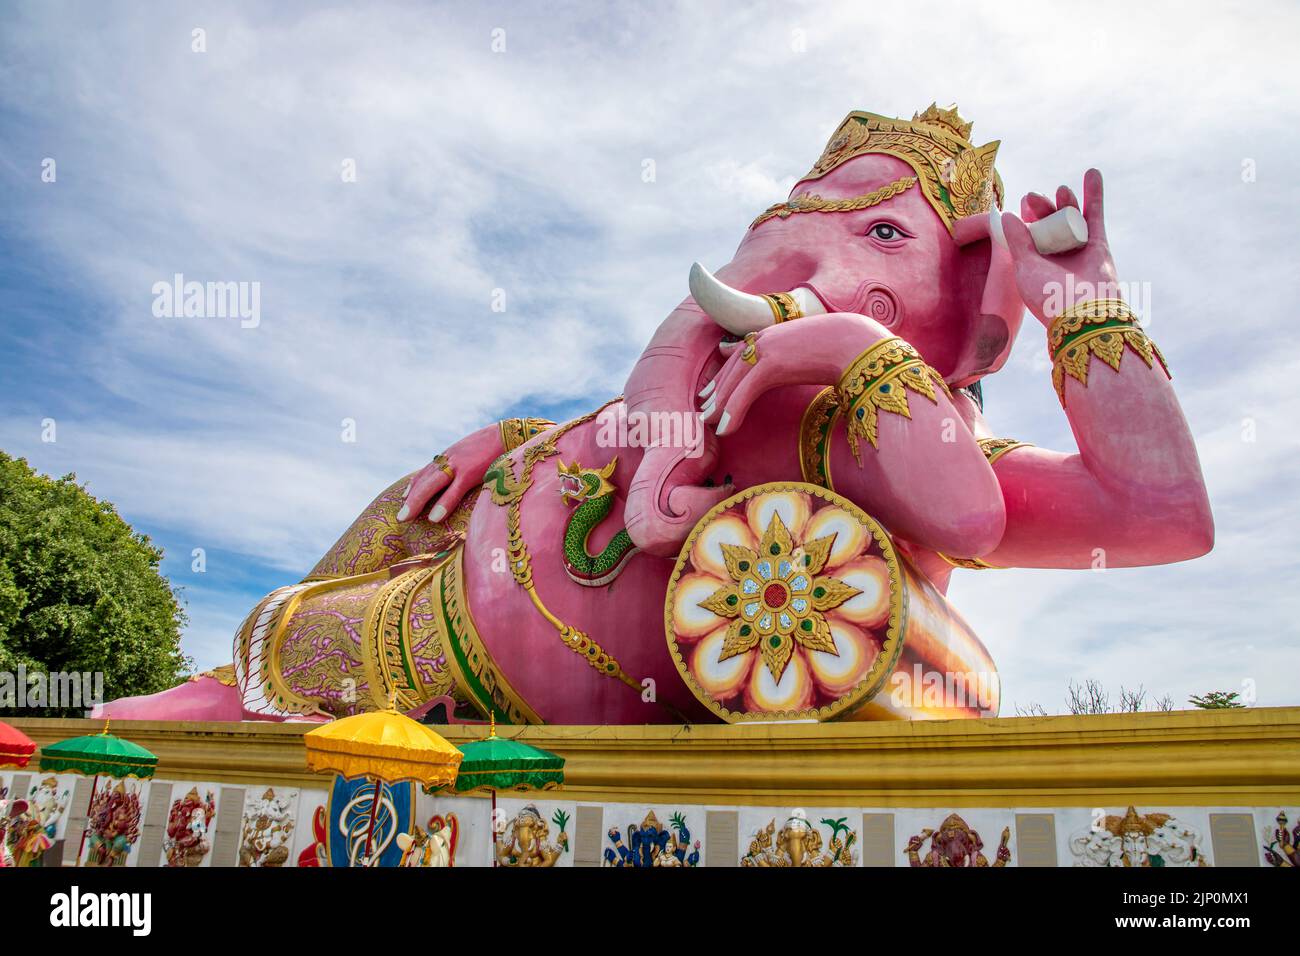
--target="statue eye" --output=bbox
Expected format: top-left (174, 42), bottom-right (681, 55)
top-left (866, 222), bottom-right (911, 242)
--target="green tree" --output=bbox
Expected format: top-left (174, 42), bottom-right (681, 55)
top-left (1188, 691), bottom-right (1245, 709)
top-left (0, 452), bottom-right (190, 716)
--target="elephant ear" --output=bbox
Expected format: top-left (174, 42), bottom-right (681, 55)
top-left (948, 216), bottom-right (1025, 387)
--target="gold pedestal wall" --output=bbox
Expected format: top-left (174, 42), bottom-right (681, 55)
top-left (8, 708), bottom-right (1298, 867)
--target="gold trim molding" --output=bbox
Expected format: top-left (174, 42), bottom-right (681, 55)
top-left (11, 709), bottom-right (1300, 809)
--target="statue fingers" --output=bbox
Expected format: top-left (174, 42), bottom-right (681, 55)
top-left (1020, 192), bottom-right (1056, 223)
top-left (701, 342), bottom-right (753, 424)
top-left (427, 468), bottom-right (482, 523)
top-left (1082, 168), bottom-right (1107, 243)
top-left (713, 351), bottom-right (778, 437)
top-left (397, 465), bottom-right (453, 522)
top-left (1055, 184), bottom-right (1080, 211)
top-left (998, 212), bottom-right (1038, 263)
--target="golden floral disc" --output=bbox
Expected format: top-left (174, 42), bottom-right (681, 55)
top-left (663, 481), bottom-right (906, 723)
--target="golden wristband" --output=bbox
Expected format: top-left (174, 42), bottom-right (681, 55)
top-left (1047, 300), bottom-right (1168, 406)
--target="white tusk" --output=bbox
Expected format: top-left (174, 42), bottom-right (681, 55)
top-left (989, 206), bottom-right (1088, 256)
top-left (688, 262), bottom-right (825, 335)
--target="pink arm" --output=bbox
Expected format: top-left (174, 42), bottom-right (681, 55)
top-left (983, 364), bottom-right (1213, 569)
top-left (982, 171), bottom-right (1213, 568)
top-left (704, 312), bottom-right (1006, 558)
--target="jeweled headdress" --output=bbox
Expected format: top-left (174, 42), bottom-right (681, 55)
top-left (753, 103), bottom-right (1003, 233)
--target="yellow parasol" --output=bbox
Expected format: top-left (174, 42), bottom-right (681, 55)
top-left (304, 704), bottom-right (462, 866)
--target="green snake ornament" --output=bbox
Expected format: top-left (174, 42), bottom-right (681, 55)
top-left (483, 454), bottom-right (527, 505)
top-left (556, 457), bottom-right (639, 587)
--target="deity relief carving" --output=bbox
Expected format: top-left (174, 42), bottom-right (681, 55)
top-left (163, 786), bottom-right (217, 867)
top-left (397, 812), bottom-right (458, 867)
top-left (906, 814), bottom-right (1011, 867)
top-left (741, 814), bottom-right (857, 867)
top-left (239, 788), bottom-right (297, 867)
top-left (1263, 810), bottom-right (1299, 868)
top-left (496, 805), bottom-right (569, 867)
top-left (603, 810), bottom-right (700, 867)
top-left (1070, 807), bottom-right (1208, 868)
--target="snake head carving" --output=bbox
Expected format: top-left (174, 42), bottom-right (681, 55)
top-left (556, 457), bottom-right (618, 505)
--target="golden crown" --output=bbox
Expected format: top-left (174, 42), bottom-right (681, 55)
top-left (793, 103), bottom-right (1003, 233)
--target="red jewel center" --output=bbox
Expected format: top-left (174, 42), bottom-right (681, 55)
top-left (762, 582), bottom-right (789, 608)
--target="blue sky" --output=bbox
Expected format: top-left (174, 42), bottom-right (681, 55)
top-left (1, 0), bottom-right (1297, 713)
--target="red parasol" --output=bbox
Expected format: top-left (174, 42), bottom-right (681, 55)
top-left (0, 720), bottom-right (36, 769)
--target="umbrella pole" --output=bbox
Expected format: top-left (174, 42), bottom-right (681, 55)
top-left (76, 774), bottom-right (100, 867)
top-left (491, 788), bottom-right (498, 868)
top-left (362, 776), bottom-right (381, 867)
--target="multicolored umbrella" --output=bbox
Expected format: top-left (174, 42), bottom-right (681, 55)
top-left (438, 714), bottom-right (565, 866)
top-left (39, 720), bottom-right (157, 865)
top-left (304, 706), bottom-right (462, 866)
top-left (0, 721), bottom-right (36, 769)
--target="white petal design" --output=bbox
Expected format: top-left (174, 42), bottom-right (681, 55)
top-left (833, 556), bottom-right (893, 628)
top-left (690, 626), bottom-right (751, 700)
top-left (803, 506), bottom-right (869, 569)
top-left (745, 490), bottom-right (812, 542)
top-left (807, 620), bottom-right (878, 695)
top-left (689, 513), bottom-right (756, 578)
top-left (745, 650), bottom-right (813, 712)
top-left (672, 572), bottom-right (730, 640)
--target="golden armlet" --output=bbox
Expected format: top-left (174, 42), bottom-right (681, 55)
top-left (835, 337), bottom-right (949, 464)
top-left (1047, 299), bottom-right (1169, 406)
top-left (499, 417), bottom-right (558, 454)
top-left (977, 437), bottom-right (1031, 466)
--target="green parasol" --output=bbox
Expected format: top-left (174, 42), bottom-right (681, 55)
top-left (39, 725), bottom-right (158, 779)
top-left (39, 720), bottom-right (157, 866)
top-left (437, 714), bottom-right (565, 866)
top-left (451, 733), bottom-right (565, 794)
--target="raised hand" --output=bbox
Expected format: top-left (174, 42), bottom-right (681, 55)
top-left (999, 168), bottom-right (1117, 325)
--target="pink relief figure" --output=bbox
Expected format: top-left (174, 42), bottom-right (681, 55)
top-left (97, 105), bottom-right (1211, 725)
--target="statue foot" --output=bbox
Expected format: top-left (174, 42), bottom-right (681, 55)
top-left (93, 675), bottom-right (290, 722)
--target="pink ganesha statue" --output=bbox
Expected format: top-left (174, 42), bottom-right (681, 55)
top-left (100, 104), bottom-right (1213, 725)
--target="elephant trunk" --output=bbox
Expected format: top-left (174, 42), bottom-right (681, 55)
top-left (621, 304), bottom-right (732, 556)
top-left (622, 258), bottom-right (825, 556)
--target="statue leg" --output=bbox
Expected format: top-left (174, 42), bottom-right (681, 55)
top-left (306, 474), bottom-right (480, 580)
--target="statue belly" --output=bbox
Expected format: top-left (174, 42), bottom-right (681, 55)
top-left (458, 426), bottom-right (715, 725)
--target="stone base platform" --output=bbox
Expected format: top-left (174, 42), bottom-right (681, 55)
top-left (7, 708), bottom-right (1298, 867)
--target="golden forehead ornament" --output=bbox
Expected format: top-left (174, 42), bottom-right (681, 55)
top-left (753, 103), bottom-right (1003, 234)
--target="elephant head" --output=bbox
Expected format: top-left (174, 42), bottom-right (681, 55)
top-left (622, 104), bottom-right (1024, 556)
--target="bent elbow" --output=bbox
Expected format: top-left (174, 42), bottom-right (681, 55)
top-left (910, 499), bottom-right (1007, 561)
top-left (1171, 507), bottom-right (1215, 562)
